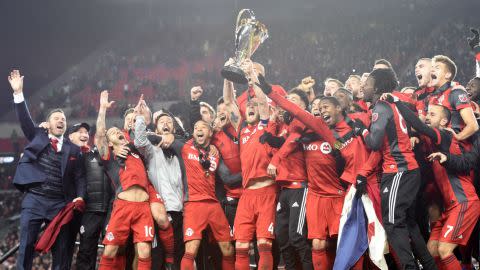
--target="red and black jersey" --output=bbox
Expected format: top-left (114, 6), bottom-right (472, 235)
top-left (239, 121), bottom-right (274, 187)
top-left (270, 118), bottom-right (307, 184)
top-left (354, 99), bottom-right (369, 112)
top-left (428, 82), bottom-right (473, 132)
top-left (171, 139), bottom-right (220, 202)
top-left (102, 148), bottom-right (151, 195)
top-left (394, 101), bottom-right (478, 206)
top-left (415, 86), bottom-right (435, 117)
top-left (211, 123), bottom-right (242, 198)
top-left (364, 100), bottom-right (418, 173)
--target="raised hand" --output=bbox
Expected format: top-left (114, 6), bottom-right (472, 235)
top-left (191, 86), bottom-right (203, 101)
top-left (99, 90), bottom-right (115, 110)
top-left (8, 70), bottom-right (24, 94)
top-left (467, 28), bottom-right (480, 50)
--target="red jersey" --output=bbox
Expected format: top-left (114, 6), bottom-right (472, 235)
top-left (211, 123), bottom-right (242, 198)
top-left (415, 86), bottom-right (435, 117)
top-left (270, 119), bottom-right (307, 183)
top-left (237, 85), bottom-right (287, 117)
top-left (354, 99), bottom-right (369, 112)
top-left (239, 121), bottom-right (273, 187)
top-left (266, 91), bottom-right (371, 184)
top-left (423, 131), bottom-right (478, 207)
top-left (103, 149), bottom-right (151, 195)
top-left (301, 131), bottom-right (344, 197)
top-left (364, 101), bottom-right (418, 173)
top-left (175, 139), bottom-right (220, 202)
top-left (428, 83), bottom-right (473, 132)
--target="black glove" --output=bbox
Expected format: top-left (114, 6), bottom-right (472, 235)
top-left (256, 74), bottom-right (273, 95)
top-left (259, 132), bottom-right (285, 148)
top-left (147, 134), bottom-right (163, 145)
top-left (296, 132), bottom-right (321, 144)
top-left (352, 119), bottom-right (368, 137)
top-left (384, 93), bottom-right (399, 104)
top-left (467, 28), bottom-right (480, 50)
top-left (283, 111), bottom-right (293, 125)
top-left (354, 175), bottom-right (367, 199)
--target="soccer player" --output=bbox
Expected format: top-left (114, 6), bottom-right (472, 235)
top-left (265, 88), bottom-right (313, 270)
top-left (234, 62), bottom-right (279, 270)
top-left (428, 55), bottom-right (479, 141)
top-left (385, 95), bottom-right (480, 270)
top-left (164, 119), bottom-right (238, 270)
top-left (357, 68), bottom-right (436, 270)
top-left (95, 91), bottom-right (156, 270)
top-left (323, 78), bottom-right (344, 96)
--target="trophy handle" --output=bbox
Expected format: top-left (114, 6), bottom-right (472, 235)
top-left (235, 9), bottom-right (255, 29)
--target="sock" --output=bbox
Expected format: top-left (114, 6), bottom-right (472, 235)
top-left (258, 243), bottom-right (273, 270)
top-left (114, 255), bottom-right (126, 270)
top-left (159, 223), bottom-right (175, 263)
top-left (435, 256), bottom-right (444, 270)
top-left (222, 254), bottom-right (235, 270)
top-left (137, 257), bottom-right (151, 270)
top-left (312, 249), bottom-right (328, 270)
top-left (351, 255), bottom-right (364, 270)
top-left (98, 255), bottom-right (119, 270)
top-left (441, 255), bottom-right (462, 270)
top-left (235, 248), bottom-right (250, 270)
top-left (180, 252), bottom-right (195, 270)
top-left (326, 247), bottom-right (336, 269)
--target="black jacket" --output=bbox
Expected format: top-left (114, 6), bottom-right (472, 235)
top-left (84, 148), bottom-right (113, 212)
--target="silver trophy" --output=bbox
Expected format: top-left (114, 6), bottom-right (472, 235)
top-left (221, 9), bottom-right (269, 84)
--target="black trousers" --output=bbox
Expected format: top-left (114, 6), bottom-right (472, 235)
top-left (275, 187), bottom-right (313, 270)
top-left (381, 169), bottom-right (436, 270)
top-left (151, 211), bottom-right (185, 270)
top-left (76, 211), bottom-right (108, 270)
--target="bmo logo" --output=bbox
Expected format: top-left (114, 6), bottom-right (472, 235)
top-left (303, 142), bottom-right (332, 154)
top-left (242, 136), bottom-right (250, 144)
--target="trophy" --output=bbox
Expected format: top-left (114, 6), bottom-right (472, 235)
top-left (221, 9), bottom-right (269, 84)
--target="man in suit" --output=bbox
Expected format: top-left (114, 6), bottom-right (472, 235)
top-left (8, 69), bottom-right (86, 270)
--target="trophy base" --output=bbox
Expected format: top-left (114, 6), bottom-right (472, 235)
top-left (221, 65), bottom-right (248, 85)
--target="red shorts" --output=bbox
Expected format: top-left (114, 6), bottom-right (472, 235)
top-left (234, 184), bottom-right (278, 241)
top-left (429, 200), bottom-right (480, 245)
top-left (183, 200), bottom-right (232, 242)
top-left (103, 199), bottom-right (154, 245)
top-left (306, 192), bottom-right (344, 240)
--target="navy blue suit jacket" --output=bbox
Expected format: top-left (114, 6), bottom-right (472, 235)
top-left (13, 99), bottom-right (86, 201)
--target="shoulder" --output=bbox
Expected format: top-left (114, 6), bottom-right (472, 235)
top-left (372, 100), bottom-right (393, 116)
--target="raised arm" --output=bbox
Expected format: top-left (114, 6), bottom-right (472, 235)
top-left (9, 70), bottom-right (36, 141)
top-left (467, 28), bottom-right (480, 77)
top-left (223, 78), bottom-right (242, 129)
top-left (95, 90), bottom-right (114, 159)
top-left (391, 99), bottom-right (439, 142)
top-left (189, 86), bottom-right (203, 130)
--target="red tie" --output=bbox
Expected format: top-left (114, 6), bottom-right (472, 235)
top-left (50, 138), bottom-right (59, 152)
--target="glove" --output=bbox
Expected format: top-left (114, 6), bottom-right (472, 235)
top-left (297, 132), bottom-right (321, 144)
top-left (256, 74), bottom-right (273, 95)
top-left (283, 111), bottom-right (293, 125)
top-left (354, 175), bottom-right (367, 199)
top-left (384, 93), bottom-right (399, 104)
top-left (73, 199), bottom-right (86, 212)
top-left (353, 119), bottom-right (368, 137)
top-left (259, 132), bottom-right (273, 144)
top-left (260, 132), bottom-right (285, 148)
top-left (467, 28), bottom-right (480, 50)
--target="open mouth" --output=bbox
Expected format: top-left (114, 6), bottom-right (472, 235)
top-left (220, 115), bottom-right (227, 122)
top-left (322, 114), bottom-right (331, 123)
top-left (416, 74), bottom-right (422, 80)
top-left (248, 111), bottom-right (255, 116)
top-left (197, 134), bottom-right (204, 139)
top-left (162, 127), bottom-right (169, 132)
top-left (80, 138), bottom-right (88, 142)
top-left (313, 112), bottom-right (320, 117)
top-left (431, 74), bottom-right (437, 80)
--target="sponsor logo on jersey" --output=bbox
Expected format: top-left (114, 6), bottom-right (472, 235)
top-left (106, 232), bottom-right (115, 241)
top-left (185, 228), bottom-right (194, 237)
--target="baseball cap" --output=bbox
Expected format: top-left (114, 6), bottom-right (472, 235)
top-left (67, 122), bottom-right (90, 135)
